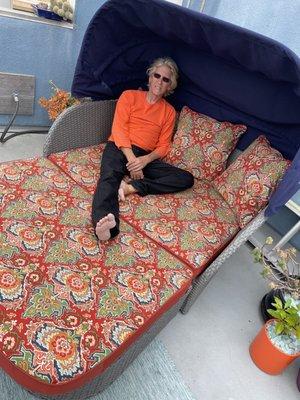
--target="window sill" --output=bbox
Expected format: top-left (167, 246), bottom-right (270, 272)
top-left (0, 6), bottom-right (74, 29)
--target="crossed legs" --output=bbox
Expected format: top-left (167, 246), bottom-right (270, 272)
top-left (92, 142), bottom-right (194, 241)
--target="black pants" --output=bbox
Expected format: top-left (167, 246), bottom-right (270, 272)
top-left (91, 141), bottom-right (194, 238)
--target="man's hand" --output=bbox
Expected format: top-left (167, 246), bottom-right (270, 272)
top-left (130, 169), bottom-right (144, 180)
top-left (126, 155), bottom-right (149, 172)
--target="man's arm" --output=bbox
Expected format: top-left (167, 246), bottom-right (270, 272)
top-left (110, 91), bottom-right (132, 149)
top-left (120, 147), bottom-right (144, 179)
top-left (126, 150), bottom-right (160, 172)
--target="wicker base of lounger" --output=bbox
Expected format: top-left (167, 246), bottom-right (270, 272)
top-left (25, 290), bottom-right (189, 400)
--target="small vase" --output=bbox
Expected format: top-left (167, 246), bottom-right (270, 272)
top-left (297, 368), bottom-right (300, 391)
top-left (249, 319), bottom-right (300, 375)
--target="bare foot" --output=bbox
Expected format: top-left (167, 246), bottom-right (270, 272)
top-left (95, 213), bottom-right (116, 241)
top-left (118, 180), bottom-right (136, 202)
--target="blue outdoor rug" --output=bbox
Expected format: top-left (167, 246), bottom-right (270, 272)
top-left (0, 338), bottom-right (196, 400)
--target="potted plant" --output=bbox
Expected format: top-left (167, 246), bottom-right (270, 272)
top-left (252, 237), bottom-right (300, 321)
top-left (32, 1), bottom-right (74, 22)
top-left (251, 238), bottom-right (300, 376)
top-left (249, 296), bottom-right (300, 374)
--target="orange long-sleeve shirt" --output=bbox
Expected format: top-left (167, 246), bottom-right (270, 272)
top-left (109, 90), bottom-right (176, 158)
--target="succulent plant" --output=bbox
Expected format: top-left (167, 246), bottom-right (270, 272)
top-left (48, 0), bottom-right (73, 21)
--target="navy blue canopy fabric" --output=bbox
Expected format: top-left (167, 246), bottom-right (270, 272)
top-left (72, 0), bottom-right (300, 217)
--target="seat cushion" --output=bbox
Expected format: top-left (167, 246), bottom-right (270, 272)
top-left (49, 145), bottom-right (240, 275)
top-left (164, 106), bottom-right (247, 180)
top-left (0, 157), bottom-right (192, 395)
top-left (213, 135), bottom-right (291, 228)
top-left (120, 179), bottom-right (240, 275)
top-left (48, 143), bottom-right (105, 193)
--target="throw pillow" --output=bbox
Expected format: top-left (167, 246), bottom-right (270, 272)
top-left (164, 106), bottom-right (247, 180)
top-left (213, 135), bottom-right (290, 228)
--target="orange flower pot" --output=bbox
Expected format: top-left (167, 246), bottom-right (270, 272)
top-left (249, 320), bottom-right (300, 375)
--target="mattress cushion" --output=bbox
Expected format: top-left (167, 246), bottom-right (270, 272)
top-left (0, 157), bottom-right (192, 395)
top-left (120, 179), bottom-right (240, 275)
top-left (48, 144), bottom-right (105, 194)
top-left (49, 145), bottom-right (240, 275)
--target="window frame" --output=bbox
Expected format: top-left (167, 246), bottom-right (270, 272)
top-left (0, 0), bottom-right (75, 29)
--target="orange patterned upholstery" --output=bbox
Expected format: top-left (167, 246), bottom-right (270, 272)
top-left (164, 106), bottom-right (247, 180)
top-left (213, 136), bottom-right (290, 227)
top-left (0, 157), bottom-right (192, 395)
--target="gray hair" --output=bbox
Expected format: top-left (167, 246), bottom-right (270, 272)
top-left (146, 57), bottom-right (179, 96)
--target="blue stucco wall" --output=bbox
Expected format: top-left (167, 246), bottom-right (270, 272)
top-left (203, 0), bottom-right (300, 56)
top-left (0, 0), bottom-right (104, 127)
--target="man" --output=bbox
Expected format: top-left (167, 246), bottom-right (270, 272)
top-left (92, 57), bottom-right (194, 241)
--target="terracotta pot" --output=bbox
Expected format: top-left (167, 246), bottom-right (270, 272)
top-left (249, 320), bottom-right (300, 375)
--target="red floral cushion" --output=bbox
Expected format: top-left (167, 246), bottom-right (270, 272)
top-left (49, 147), bottom-right (240, 274)
top-left (164, 106), bottom-right (247, 180)
top-left (120, 179), bottom-right (240, 274)
top-left (213, 135), bottom-right (291, 228)
top-left (48, 144), bottom-right (105, 194)
top-left (0, 157), bottom-right (193, 395)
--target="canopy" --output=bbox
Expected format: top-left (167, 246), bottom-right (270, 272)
top-left (72, 0), bottom-right (300, 217)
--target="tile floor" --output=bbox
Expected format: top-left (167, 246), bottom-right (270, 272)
top-left (0, 129), bottom-right (299, 400)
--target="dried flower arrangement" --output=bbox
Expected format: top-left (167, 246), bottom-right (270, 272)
top-left (39, 81), bottom-right (80, 121)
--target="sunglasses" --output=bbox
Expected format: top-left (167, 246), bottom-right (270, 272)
top-left (153, 72), bottom-right (171, 83)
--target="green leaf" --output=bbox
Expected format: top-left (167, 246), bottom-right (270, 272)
top-left (279, 310), bottom-right (287, 319)
top-left (267, 309), bottom-right (280, 319)
top-left (252, 249), bottom-right (263, 263)
top-left (296, 326), bottom-right (300, 340)
top-left (275, 322), bottom-right (285, 335)
top-left (285, 315), bottom-right (296, 327)
top-left (284, 298), bottom-right (292, 308)
top-left (274, 296), bottom-right (283, 309)
top-left (286, 307), bottom-right (298, 315)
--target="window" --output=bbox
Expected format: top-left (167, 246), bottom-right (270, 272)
top-left (165, 0), bottom-right (184, 5)
top-left (0, 0), bottom-right (76, 27)
top-left (11, 0), bottom-right (40, 13)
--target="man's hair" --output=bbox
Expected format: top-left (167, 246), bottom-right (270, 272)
top-left (146, 57), bottom-right (179, 96)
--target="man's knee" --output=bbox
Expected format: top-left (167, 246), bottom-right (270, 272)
top-left (185, 171), bottom-right (194, 189)
top-left (181, 170), bottom-right (194, 189)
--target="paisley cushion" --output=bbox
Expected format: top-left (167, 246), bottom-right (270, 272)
top-left (0, 157), bottom-right (192, 395)
top-left (164, 106), bottom-right (247, 180)
top-left (213, 135), bottom-right (290, 228)
top-left (48, 143), bottom-right (105, 194)
top-left (49, 145), bottom-right (240, 274)
top-left (120, 179), bottom-right (240, 273)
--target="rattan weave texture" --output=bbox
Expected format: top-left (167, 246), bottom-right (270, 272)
top-left (43, 100), bottom-right (116, 156)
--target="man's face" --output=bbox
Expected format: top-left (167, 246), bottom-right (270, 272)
top-left (148, 65), bottom-right (172, 98)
